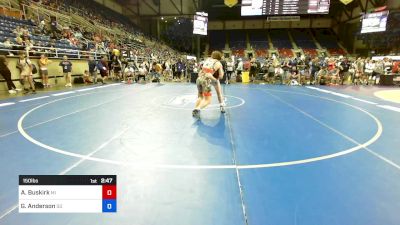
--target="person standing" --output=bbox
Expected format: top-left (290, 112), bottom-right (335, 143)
top-left (111, 55), bottom-right (122, 81)
top-left (97, 56), bottom-right (109, 83)
top-left (249, 57), bottom-right (258, 82)
top-left (365, 59), bottom-right (375, 84)
top-left (163, 60), bottom-right (171, 81)
top-left (220, 56), bottom-right (227, 81)
top-left (16, 52), bottom-right (36, 94)
top-left (226, 58), bottom-right (234, 84)
top-left (354, 57), bottom-right (365, 84)
top-left (88, 56), bottom-right (102, 84)
top-left (151, 62), bottom-right (162, 82)
top-left (0, 56), bottom-right (20, 94)
top-left (59, 55), bottom-right (73, 87)
top-left (236, 58), bottom-right (243, 81)
top-left (175, 59), bottom-right (184, 81)
top-left (38, 54), bottom-right (52, 88)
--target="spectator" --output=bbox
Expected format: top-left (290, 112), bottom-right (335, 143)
top-left (175, 59), bottom-right (184, 81)
top-left (264, 62), bottom-right (275, 83)
top-left (88, 56), bottom-right (101, 84)
top-left (16, 51), bottom-right (36, 94)
top-left (13, 37), bottom-right (25, 51)
top-left (365, 59), bottom-right (375, 84)
top-left (111, 55), bottom-right (122, 81)
top-left (151, 62), bottom-right (162, 83)
top-left (317, 66), bottom-right (329, 85)
top-left (97, 56), bottom-right (109, 83)
top-left (83, 70), bottom-right (93, 84)
top-left (226, 58), bottom-right (234, 84)
top-left (162, 59), bottom-right (171, 80)
top-left (13, 26), bottom-right (23, 37)
top-left (136, 60), bottom-right (149, 82)
top-left (249, 57), bottom-right (258, 82)
top-left (274, 65), bottom-right (284, 84)
top-left (59, 55), bottom-right (73, 87)
top-left (329, 66), bottom-right (340, 85)
top-left (38, 54), bottom-right (52, 88)
top-left (338, 57), bottom-right (350, 85)
top-left (1, 38), bottom-right (13, 55)
top-left (2, 38), bottom-right (12, 49)
top-left (38, 19), bottom-right (46, 33)
top-left (0, 56), bottom-right (20, 94)
top-left (289, 70), bottom-right (300, 86)
top-left (236, 58), bottom-right (243, 78)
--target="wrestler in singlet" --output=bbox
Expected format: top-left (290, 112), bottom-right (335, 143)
top-left (192, 51), bottom-right (223, 118)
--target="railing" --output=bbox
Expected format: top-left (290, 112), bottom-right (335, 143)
top-left (0, 0), bottom-right (11, 8)
top-left (0, 0), bottom-right (18, 9)
top-left (0, 5), bottom-right (22, 18)
top-left (0, 44), bottom-right (153, 63)
top-left (0, 44), bottom-right (107, 60)
top-left (22, 2), bottom-right (72, 27)
top-left (26, 0), bottom-right (115, 37)
top-left (24, 0), bottom-right (144, 46)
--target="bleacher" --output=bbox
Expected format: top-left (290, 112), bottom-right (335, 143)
top-left (0, 15), bottom-right (105, 59)
top-left (0, 15), bottom-right (81, 51)
top-left (328, 48), bottom-right (347, 56)
top-left (0, 0), bottom-right (157, 61)
top-left (291, 29), bottom-right (318, 57)
top-left (249, 30), bottom-right (268, 57)
top-left (206, 28), bottom-right (349, 58)
top-left (278, 48), bottom-right (294, 58)
top-left (229, 30), bottom-right (246, 50)
top-left (0, 15), bottom-right (35, 42)
top-left (303, 48), bottom-right (318, 57)
top-left (255, 49), bottom-right (268, 57)
top-left (315, 29), bottom-right (339, 48)
top-left (269, 30), bottom-right (292, 49)
top-left (291, 29), bottom-right (316, 49)
top-left (314, 29), bottom-right (346, 56)
top-left (232, 49), bottom-right (245, 57)
top-left (249, 30), bottom-right (269, 49)
top-left (269, 30), bottom-right (293, 57)
top-left (209, 30), bottom-right (226, 51)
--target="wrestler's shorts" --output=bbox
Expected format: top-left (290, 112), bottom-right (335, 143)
top-left (196, 76), bottom-right (212, 96)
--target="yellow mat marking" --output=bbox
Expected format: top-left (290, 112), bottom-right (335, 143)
top-left (374, 90), bottom-right (400, 104)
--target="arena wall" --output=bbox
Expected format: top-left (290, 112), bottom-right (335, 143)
top-left (0, 57), bottom-right (91, 91)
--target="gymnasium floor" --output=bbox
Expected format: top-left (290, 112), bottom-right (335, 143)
top-left (0, 83), bottom-right (400, 225)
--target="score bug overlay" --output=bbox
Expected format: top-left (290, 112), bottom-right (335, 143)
top-left (19, 175), bottom-right (117, 213)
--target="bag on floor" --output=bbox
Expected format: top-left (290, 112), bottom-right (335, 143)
top-left (319, 78), bottom-right (326, 85)
top-left (31, 64), bottom-right (38, 74)
top-left (236, 74), bottom-right (242, 83)
top-left (34, 79), bottom-right (44, 89)
top-left (74, 77), bottom-right (84, 84)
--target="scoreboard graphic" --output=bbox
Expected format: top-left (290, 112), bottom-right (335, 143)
top-left (241, 0), bottom-right (330, 16)
top-left (19, 175), bottom-right (117, 213)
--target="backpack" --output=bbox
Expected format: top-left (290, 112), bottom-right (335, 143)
top-left (236, 74), bottom-right (242, 82)
top-left (33, 79), bottom-right (44, 88)
top-left (74, 76), bottom-right (84, 84)
top-left (17, 59), bottom-right (37, 74)
top-left (31, 64), bottom-right (38, 74)
top-left (319, 77), bottom-right (326, 85)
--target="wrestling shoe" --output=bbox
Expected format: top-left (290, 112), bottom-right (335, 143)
top-left (192, 109), bottom-right (200, 118)
top-left (220, 105), bottom-right (226, 113)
